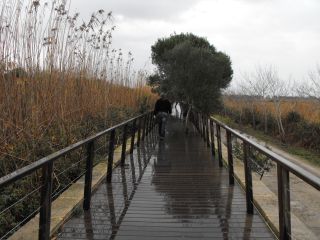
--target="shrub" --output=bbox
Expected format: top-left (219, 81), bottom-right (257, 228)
top-left (285, 111), bottom-right (302, 124)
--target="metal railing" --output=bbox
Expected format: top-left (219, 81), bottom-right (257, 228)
top-left (0, 111), bottom-right (156, 240)
top-left (191, 111), bottom-right (320, 240)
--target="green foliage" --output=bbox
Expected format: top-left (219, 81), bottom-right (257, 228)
top-left (4, 68), bottom-right (28, 79)
top-left (137, 96), bottom-right (151, 113)
top-left (232, 140), bottom-right (274, 178)
top-left (285, 111), bottom-right (302, 124)
top-left (0, 178), bottom-right (40, 237)
top-left (149, 33), bottom-right (233, 113)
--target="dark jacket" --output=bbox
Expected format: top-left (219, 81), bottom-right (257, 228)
top-left (154, 98), bottom-right (172, 115)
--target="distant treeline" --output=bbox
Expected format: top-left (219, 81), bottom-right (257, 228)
top-left (225, 94), bottom-right (320, 102)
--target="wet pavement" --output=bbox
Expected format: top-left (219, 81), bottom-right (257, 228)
top-left (57, 119), bottom-right (275, 239)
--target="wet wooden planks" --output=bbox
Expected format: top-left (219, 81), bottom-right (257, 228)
top-left (57, 119), bottom-right (275, 240)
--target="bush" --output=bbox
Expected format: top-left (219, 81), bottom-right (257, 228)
top-left (137, 96), bottom-right (151, 114)
top-left (285, 111), bottom-right (302, 124)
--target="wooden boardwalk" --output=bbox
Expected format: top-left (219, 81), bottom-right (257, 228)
top-left (57, 119), bottom-right (275, 239)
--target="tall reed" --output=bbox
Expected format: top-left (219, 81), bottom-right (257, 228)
top-left (0, 0), bottom-right (157, 175)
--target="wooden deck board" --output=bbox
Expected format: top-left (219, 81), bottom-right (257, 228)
top-left (57, 119), bottom-right (275, 239)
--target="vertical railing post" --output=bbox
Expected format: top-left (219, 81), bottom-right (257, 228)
top-left (198, 113), bottom-right (201, 136)
top-left (210, 119), bottom-right (215, 157)
top-left (83, 140), bottom-right (95, 210)
top-left (146, 113), bottom-right (151, 137)
top-left (190, 111), bottom-right (194, 128)
top-left (150, 114), bottom-right (156, 142)
top-left (147, 112), bottom-right (152, 136)
top-left (107, 129), bottom-right (116, 183)
top-left (202, 115), bottom-right (206, 141)
top-left (198, 113), bottom-right (202, 135)
top-left (226, 130), bottom-right (234, 185)
top-left (150, 112), bottom-right (154, 134)
top-left (144, 113), bottom-right (149, 137)
top-left (142, 115), bottom-right (147, 141)
top-left (39, 161), bottom-right (53, 240)
top-left (137, 117), bottom-right (142, 147)
top-left (216, 124), bottom-right (223, 167)
top-left (121, 124), bottom-right (128, 166)
top-left (277, 163), bottom-right (291, 240)
top-left (130, 119), bottom-right (136, 154)
top-left (194, 112), bottom-right (198, 132)
top-left (243, 141), bottom-right (254, 214)
top-left (206, 116), bottom-right (210, 148)
top-left (149, 112), bottom-right (153, 134)
top-left (201, 114), bottom-right (206, 141)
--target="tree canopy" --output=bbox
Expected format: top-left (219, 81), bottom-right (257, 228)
top-left (148, 33), bottom-right (233, 114)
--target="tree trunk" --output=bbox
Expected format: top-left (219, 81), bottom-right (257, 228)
top-left (264, 107), bottom-right (268, 134)
top-left (251, 105), bottom-right (256, 129)
top-left (274, 100), bottom-right (285, 141)
top-left (185, 104), bottom-right (192, 134)
top-left (278, 110), bottom-right (285, 141)
top-left (174, 102), bottom-right (179, 118)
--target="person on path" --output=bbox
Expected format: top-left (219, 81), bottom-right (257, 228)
top-left (153, 94), bottom-right (172, 139)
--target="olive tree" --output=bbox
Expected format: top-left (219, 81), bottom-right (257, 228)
top-left (148, 33), bottom-right (233, 129)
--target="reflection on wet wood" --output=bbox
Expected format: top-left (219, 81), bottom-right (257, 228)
top-left (57, 119), bottom-right (275, 239)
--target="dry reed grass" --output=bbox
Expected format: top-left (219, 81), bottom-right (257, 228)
top-left (0, 0), bottom-right (157, 175)
top-left (0, 1), bottom-right (158, 237)
top-left (224, 97), bottom-right (320, 124)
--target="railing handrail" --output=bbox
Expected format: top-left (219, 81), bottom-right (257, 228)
top-left (0, 110), bottom-right (156, 240)
top-left (0, 112), bottom-right (148, 189)
top-left (192, 110), bottom-right (319, 239)
top-left (210, 117), bottom-right (320, 191)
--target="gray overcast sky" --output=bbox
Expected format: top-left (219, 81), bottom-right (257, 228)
top-left (71, 0), bottom-right (320, 86)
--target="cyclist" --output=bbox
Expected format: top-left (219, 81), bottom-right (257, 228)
top-left (154, 94), bottom-right (172, 139)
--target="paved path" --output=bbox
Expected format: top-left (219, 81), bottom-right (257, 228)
top-left (57, 119), bottom-right (275, 239)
